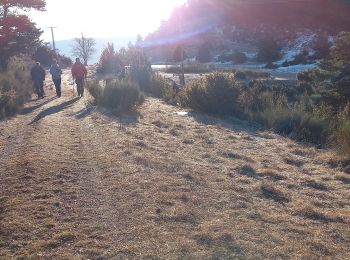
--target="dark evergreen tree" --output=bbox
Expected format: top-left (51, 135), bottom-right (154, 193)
top-left (34, 44), bottom-right (72, 68)
top-left (314, 32), bottom-right (331, 60)
top-left (97, 43), bottom-right (123, 76)
top-left (173, 45), bottom-right (187, 62)
top-left (196, 42), bottom-right (212, 63)
top-left (256, 40), bottom-right (282, 63)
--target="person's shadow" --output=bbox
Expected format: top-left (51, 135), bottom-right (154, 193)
top-left (20, 97), bottom-right (57, 115)
top-left (29, 97), bottom-right (80, 125)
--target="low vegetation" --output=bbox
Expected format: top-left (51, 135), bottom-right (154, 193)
top-left (0, 57), bottom-right (33, 119)
top-left (150, 73), bottom-right (179, 104)
top-left (179, 70), bottom-right (348, 155)
top-left (179, 72), bottom-right (243, 115)
top-left (95, 44), bottom-right (181, 108)
top-left (87, 79), bottom-right (144, 114)
top-left (91, 33), bottom-right (349, 157)
top-left (218, 51), bottom-right (248, 64)
top-left (176, 32), bottom-right (350, 158)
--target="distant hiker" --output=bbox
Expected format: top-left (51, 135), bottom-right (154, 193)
top-left (31, 62), bottom-right (46, 99)
top-left (71, 58), bottom-right (87, 97)
top-left (50, 59), bottom-right (63, 97)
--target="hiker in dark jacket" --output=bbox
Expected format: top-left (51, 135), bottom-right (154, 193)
top-left (31, 62), bottom-right (46, 99)
top-left (50, 59), bottom-right (63, 97)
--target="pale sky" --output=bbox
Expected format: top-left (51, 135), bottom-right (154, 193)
top-left (30, 0), bottom-right (187, 41)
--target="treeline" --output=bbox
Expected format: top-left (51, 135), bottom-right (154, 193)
top-left (144, 0), bottom-right (350, 63)
top-left (148, 0), bottom-right (350, 40)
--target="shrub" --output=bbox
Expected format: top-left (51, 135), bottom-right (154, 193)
top-left (0, 57), bottom-right (33, 118)
top-left (257, 40), bottom-right (282, 63)
top-left (234, 71), bottom-right (247, 80)
top-left (129, 66), bottom-right (152, 91)
top-left (313, 32), bottom-right (331, 60)
top-left (254, 107), bottom-right (331, 145)
top-left (218, 51), bottom-right (248, 64)
top-left (124, 48), bottom-right (152, 92)
top-left (96, 43), bottom-right (123, 77)
top-left (289, 52), bottom-right (310, 65)
top-left (99, 47), bottom-right (153, 91)
top-left (87, 79), bottom-right (144, 114)
top-left (150, 74), bottom-right (178, 104)
top-left (173, 45), bottom-right (187, 62)
top-left (239, 81), bottom-right (289, 112)
top-left (196, 42), bottom-right (212, 63)
top-left (335, 119), bottom-right (350, 158)
top-left (179, 72), bottom-right (244, 116)
top-left (330, 31), bottom-right (350, 68)
top-left (231, 51), bottom-right (248, 64)
top-left (86, 80), bottom-right (103, 102)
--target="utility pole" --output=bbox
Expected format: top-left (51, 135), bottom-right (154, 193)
top-left (47, 27), bottom-right (57, 56)
top-left (177, 12), bottom-right (185, 86)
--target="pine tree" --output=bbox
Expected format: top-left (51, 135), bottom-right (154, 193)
top-left (97, 43), bottom-right (123, 76)
top-left (196, 42), bottom-right (212, 63)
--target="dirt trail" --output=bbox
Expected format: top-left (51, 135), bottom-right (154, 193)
top-left (1, 71), bottom-right (350, 259)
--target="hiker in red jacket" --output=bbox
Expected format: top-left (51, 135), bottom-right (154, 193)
top-left (71, 58), bottom-right (87, 97)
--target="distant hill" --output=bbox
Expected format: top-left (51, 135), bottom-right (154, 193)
top-left (51, 36), bottom-right (136, 64)
top-left (144, 0), bottom-right (350, 64)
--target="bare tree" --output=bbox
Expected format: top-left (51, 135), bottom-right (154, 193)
top-left (71, 34), bottom-right (96, 65)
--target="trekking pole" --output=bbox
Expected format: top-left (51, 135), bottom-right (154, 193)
top-left (72, 77), bottom-right (75, 97)
top-left (85, 78), bottom-right (89, 94)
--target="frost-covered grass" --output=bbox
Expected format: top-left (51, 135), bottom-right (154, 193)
top-left (0, 58), bottom-right (34, 119)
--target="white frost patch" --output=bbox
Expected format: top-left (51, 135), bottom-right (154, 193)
top-left (276, 33), bottom-right (317, 65)
top-left (175, 112), bottom-right (189, 116)
top-left (274, 63), bottom-right (317, 74)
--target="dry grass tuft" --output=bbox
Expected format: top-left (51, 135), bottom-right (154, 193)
top-left (156, 214), bottom-right (198, 226)
top-left (296, 206), bottom-right (343, 223)
top-left (40, 232), bottom-right (76, 250)
top-left (283, 157), bottom-right (305, 167)
top-left (259, 170), bottom-right (286, 181)
top-left (260, 183), bottom-right (290, 203)
top-left (304, 180), bottom-right (329, 191)
top-left (193, 234), bottom-right (214, 246)
top-left (237, 165), bottom-right (257, 177)
top-left (152, 120), bottom-right (169, 128)
top-left (335, 174), bottom-right (350, 184)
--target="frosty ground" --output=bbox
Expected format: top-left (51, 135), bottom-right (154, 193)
top-left (0, 71), bottom-right (350, 259)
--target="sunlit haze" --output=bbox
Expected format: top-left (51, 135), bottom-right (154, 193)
top-left (30, 0), bottom-right (187, 41)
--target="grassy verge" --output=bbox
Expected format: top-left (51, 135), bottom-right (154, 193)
top-left (0, 57), bottom-right (33, 119)
top-left (178, 72), bottom-right (350, 157)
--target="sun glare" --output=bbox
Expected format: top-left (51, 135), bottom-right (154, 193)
top-left (31, 0), bottom-right (187, 41)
